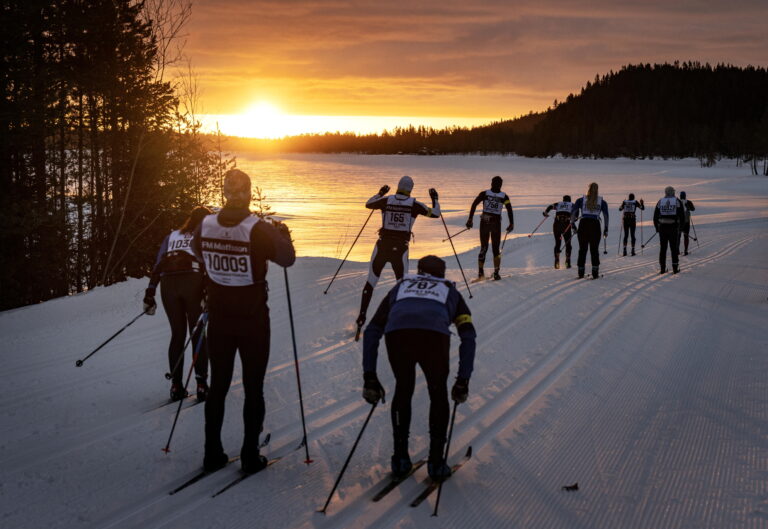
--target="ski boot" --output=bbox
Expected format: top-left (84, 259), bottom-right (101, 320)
top-left (241, 444), bottom-right (268, 474)
top-left (477, 266), bottom-right (485, 280)
top-left (631, 247), bottom-right (636, 256)
top-left (565, 255), bottom-right (572, 269)
top-left (427, 457), bottom-right (451, 481)
top-left (672, 263), bottom-right (679, 274)
top-left (492, 270), bottom-right (501, 281)
top-left (170, 382), bottom-right (188, 402)
top-left (203, 448), bottom-right (229, 472)
top-left (554, 253), bottom-right (560, 269)
top-left (577, 266), bottom-right (585, 279)
top-left (684, 251), bottom-right (688, 256)
top-left (196, 376), bottom-right (209, 403)
top-left (660, 266), bottom-right (666, 274)
top-left (623, 247), bottom-right (627, 257)
top-left (592, 266), bottom-right (600, 279)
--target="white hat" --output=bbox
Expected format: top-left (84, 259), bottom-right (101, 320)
top-left (397, 175), bottom-right (414, 196)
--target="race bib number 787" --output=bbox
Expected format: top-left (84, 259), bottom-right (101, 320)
top-left (396, 277), bottom-right (450, 303)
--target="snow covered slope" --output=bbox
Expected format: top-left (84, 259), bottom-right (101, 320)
top-left (1, 161), bottom-right (767, 529)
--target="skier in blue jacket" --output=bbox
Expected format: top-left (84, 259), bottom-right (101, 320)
top-left (361, 255), bottom-right (476, 481)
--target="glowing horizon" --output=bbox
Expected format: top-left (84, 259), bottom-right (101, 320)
top-left (199, 112), bottom-right (502, 139)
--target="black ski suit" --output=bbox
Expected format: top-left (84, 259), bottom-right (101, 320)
top-left (653, 196), bottom-right (685, 272)
top-left (467, 189), bottom-right (514, 273)
top-left (678, 199), bottom-right (696, 253)
top-left (619, 199), bottom-right (645, 250)
top-left (544, 201), bottom-right (574, 262)
top-left (192, 207), bottom-right (295, 460)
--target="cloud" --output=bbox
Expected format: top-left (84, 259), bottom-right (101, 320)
top-left (184, 0), bottom-right (768, 117)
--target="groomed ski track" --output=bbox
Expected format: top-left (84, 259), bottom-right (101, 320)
top-left (1, 174), bottom-right (767, 528)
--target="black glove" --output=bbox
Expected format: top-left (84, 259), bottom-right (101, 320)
top-left (542, 211), bottom-right (549, 217)
top-left (506, 224), bottom-right (514, 233)
top-left (143, 288), bottom-right (157, 316)
top-left (603, 229), bottom-right (608, 237)
top-left (465, 219), bottom-right (473, 229)
top-left (639, 199), bottom-right (644, 206)
top-left (451, 377), bottom-right (469, 403)
top-left (429, 188), bottom-right (438, 200)
top-left (362, 371), bottom-right (385, 404)
top-left (272, 219), bottom-right (291, 239)
top-left (378, 185), bottom-right (390, 196)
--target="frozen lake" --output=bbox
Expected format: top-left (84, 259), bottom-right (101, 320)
top-left (235, 153), bottom-right (761, 262)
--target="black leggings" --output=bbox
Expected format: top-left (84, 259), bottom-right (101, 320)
top-left (204, 316), bottom-right (270, 454)
top-left (553, 220), bottom-right (573, 257)
top-left (659, 224), bottom-right (679, 269)
top-left (360, 237), bottom-right (409, 317)
top-left (577, 218), bottom-right (601, 269)
top-left (622, 217), bottom-right (637, 247)
top-left (479, 215), bottom-right (501, 263)
top-left (160, 273), bottom-right (206, 384)
top-left (385, 329), bottom-right (450, 448)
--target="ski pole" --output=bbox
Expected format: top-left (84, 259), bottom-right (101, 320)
top-left (164, 311), bottom-right (207, 380)
top-left (162, 312), bottom-right (208, 453)
top-left (640, 209), bottom-right (644, 255)
top-left (432, 400), bottom-right (459, 517)
top-left (440, 214), bottom-right (472, 299)
top-left (75, 310), bottom-right (147, 367)
top-left (284, 267), bottom-right (313, 464)
top-left (617, 217), bottom-right (623, 255)
top-left (324, 209), bottom-right (375, 295)
top-left (603, 233), bottom-right (607, 255)
top-left (641, 231), bottom-right (657, 248)
top-left (442, 227), bottom-right (469, 242)
top-left (528, 214), bottom-right (549, 238)
top-left (318, 401), bottom-right (379, 514)
top-left (690, 216), bottom-right (700, 248)
top-left (501, 229), bottom-right (510, 250)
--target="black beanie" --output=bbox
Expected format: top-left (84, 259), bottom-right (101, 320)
top-left (629, 193), bottom-right (635, 200)
top-left (417, 255), bottom-right (446, 278)
top-left (680, 191), bottom-right (686, 199)
top-left (491, 176), bottom-right (503, 192)
top-left (563, 195), bottom-right (571, 202)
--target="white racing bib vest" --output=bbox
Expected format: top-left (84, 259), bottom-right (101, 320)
top-left (200, 214), bottom-right (260, 286)
top-left (382, 195), bottom-right (415, 232)
top-left (658, 197), bottom-right (678, 216)
top-left (482, 190), bottom-right (506, 215)
top-left (555, 201), bottom-right (573, 214)
top-left (395, 274), bottom-right (450, 304)
top-left (622, 200), bottom-right (637, 214)
top-left (167, 230), bottom-right (195, 256)
top-left (581, 195), bottom-right (603, 218)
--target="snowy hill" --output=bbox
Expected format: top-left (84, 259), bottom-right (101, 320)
top-left (1, 165), bottom-right (767, 529)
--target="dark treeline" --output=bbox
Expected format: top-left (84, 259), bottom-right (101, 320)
top-left (233, 62), bottom-right (768, 174)
top-left (1, 0), bottom-right (230, 310)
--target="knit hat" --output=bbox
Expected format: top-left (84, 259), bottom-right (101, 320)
top-left (397, 175), bottom-right (414, 196)
top-left (680, 191), bottom-right (686, 199)
top-left (223, 169), bottom-right (252, 204)
top-left (417, 255), bottom-right (446, 278)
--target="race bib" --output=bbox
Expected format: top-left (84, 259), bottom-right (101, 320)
top-left (622, 200), bottom-right (636, 214)
top-left (581, 195), bottom-right (603, 217)
top-left (483, 190), bottom-right (505, 215)
top-left (658, 197), bottom-right (677, 215)
top-left (200, 214), bottom-right (259, 286)
top-left (556, 201), bottom-right (573, 213)
top-left (383, 196), bottom-right (414, 232)
top-left (395, 274), bottom-right (450, 304)
top-left (167, 230), bottom-right (195, 256)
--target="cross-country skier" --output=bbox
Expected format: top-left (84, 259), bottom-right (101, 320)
top-left (571, 182), bottom-right (609, 279)
top-left (677, 191), bottom-right (696, 255)
top-left (355, 176), bottom-right (440, 340)
top-left (465, 176), bottom-right (514, 279)
top-left (144, 206), bottom-right (211, 402)
top-left (542, 195), bottom-right (573, 269)
top-left (653, 186), bottom-right (685, 274)
top-left (618, 193), bottom-right (645, 256)
top-left (361, 255), bottom-right (476, 481)
top-left (192, 169), bottom-right (295, 474)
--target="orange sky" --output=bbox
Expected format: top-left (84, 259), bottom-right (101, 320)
top-left (184, 0), bottom-right (768, 135)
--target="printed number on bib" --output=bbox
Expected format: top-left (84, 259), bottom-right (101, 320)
top-left (205, 254), bottom-right (249, 274)
top-left (396, 277), bottom-right (450, 303)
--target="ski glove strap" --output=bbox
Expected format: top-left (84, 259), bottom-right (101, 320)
top-left (363, 371), bottom-right (385, 404)
top-left (451, 377), bottom-right (469, 403)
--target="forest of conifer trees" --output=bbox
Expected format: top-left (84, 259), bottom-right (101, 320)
top-left (1, 0), bottom-right (231, 310)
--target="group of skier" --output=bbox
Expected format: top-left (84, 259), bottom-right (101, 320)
top-left (143, 168), bottom-right (698, 483)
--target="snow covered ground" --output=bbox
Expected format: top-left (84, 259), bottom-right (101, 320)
top-left (1, 159), bottom-right (767, 529)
